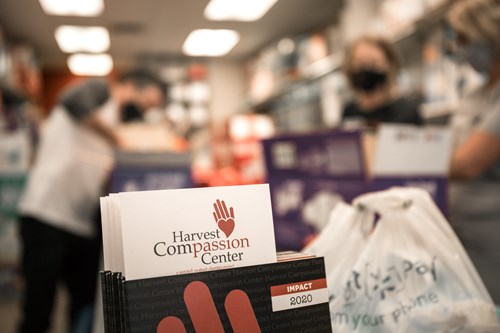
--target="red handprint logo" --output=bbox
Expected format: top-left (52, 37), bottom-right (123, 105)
top-left (156, 281), bottom-right (261, 333)
top-left (213, 199), bottom-right (235, 238)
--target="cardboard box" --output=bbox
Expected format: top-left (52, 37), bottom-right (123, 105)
top-left (262, 128), bottom-right (450, 251)
top-left (109, 151), bottom-right (193, 193)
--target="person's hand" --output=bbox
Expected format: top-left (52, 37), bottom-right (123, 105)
top-left (213, 199), bottom-right (235, 238)
top-left (156, 281), bottom-right (261, 333)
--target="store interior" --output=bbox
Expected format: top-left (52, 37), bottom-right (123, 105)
top-left (1, 0), bottom-right (500, 332)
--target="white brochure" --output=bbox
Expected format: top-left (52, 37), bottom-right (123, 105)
top-left (101, 184), bottom-right (277, 280)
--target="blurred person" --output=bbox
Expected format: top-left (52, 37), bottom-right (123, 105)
top-left (342, 35), bottom-right (423, 128)
top-left (447, 0), bottom-right (500, 304)
top-left (17, 70), bottom-right (165, 333)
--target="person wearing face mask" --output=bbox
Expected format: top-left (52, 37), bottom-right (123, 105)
top-left (342, 35), bottom-right (423, 128)
top-left (446, 0), bottom-right (500, 304)
top-left (16, 69), bottom-right (165, 333)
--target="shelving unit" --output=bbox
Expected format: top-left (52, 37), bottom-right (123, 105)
top-left (243, 52), bottom-right (344, 113)
top-left (241, 0), bottom-right (458, 132)
top-left (0, 27), bottom-right (41, 302)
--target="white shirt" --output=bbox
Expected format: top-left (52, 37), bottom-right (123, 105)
top-left (19, 107), bottom-right (114, 237)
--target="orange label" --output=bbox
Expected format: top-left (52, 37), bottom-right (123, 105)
top-left (271, 278), bottom-right (327, 297)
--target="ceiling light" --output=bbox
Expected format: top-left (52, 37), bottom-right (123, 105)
top-left (204, 0), bottom-right (278, 21)
top-left (39, 0), bottom-right (104, 16)
top-left (39, 0), bottom-right (103, 16)
top-left (55, 26), bottom-right (110, 53)
top-left (67, 53), bottom-right (113, 76)
top-left (183, 29), bottom-right (240, 57)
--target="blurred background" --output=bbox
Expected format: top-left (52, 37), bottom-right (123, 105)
top-left (0, 0), bottom-right (495, 332)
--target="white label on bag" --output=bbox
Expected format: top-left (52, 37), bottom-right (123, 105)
top-left (270, 278), bottom-right (329, 312)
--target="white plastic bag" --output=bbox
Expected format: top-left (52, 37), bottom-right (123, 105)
top-left (304, 187), bottom-right (500, 333)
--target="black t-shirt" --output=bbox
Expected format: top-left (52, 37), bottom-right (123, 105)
top-left (342, 95), bottom-right (423, 127)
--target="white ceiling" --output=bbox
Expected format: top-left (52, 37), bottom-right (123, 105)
top-left (0, 0), bottom-right (344, 69)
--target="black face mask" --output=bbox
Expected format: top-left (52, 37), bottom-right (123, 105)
top-left (121, 102), bottom-right (144, 123)
top-left (349, 69), bottom-right (388, 92)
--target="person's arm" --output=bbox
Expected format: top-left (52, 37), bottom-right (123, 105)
top-left (450, 130), bottom-right (500, 179)
top-left (82, 112), bottom-right (121, 146)
top-left (61, 79), bottom-right (120, 145)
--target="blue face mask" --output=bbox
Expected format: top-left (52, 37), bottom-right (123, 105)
top-left (453, 41), bottom-right (494, 74)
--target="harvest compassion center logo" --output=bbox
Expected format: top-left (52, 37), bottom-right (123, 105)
top-left (153, 199), bottom-right (250, 265)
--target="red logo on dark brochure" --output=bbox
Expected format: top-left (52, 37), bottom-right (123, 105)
top-left (156, 281), bottom-right (261, 333)
top-left (213, 199), bottom-right (235, 238)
